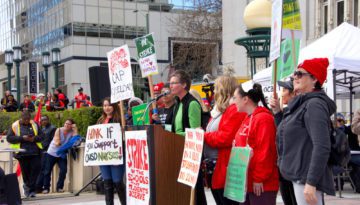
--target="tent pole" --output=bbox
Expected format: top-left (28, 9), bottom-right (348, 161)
top-left (333, 69), bottom-right (337, 125)
top-left (350, 77), bottom-right (353, 124)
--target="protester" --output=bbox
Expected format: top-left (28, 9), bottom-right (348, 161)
top-left (35, 115), bottom-right (57, 193)
top-left (233, 83), bottom-right (279, 205)
top-left (0, 90), bottom-right (10, 109)
top-left (54, 88), bottom-right (68, 108)
top-left (3, 94), bottom-right (18, 112)
top-left (35, 93), bottom-right (47, 113)
top-left (19, 94), bottom-right (35, 113)
top-left (46, 94), bottom-right (65, 111)
top-left (97, 97), bottom-right (126, 205)
top-left (277, 58), bottom-right (336, 205)
top-left (126, 97), bottom-right (143, 126)
top-left (269, 80), bottom-right (297, 205)
top-left (154, 82), bottom-right (165, 108)
top-left (6, 111), bottom-right (45, 198)
top-left (169, 69), bottom-right (207, 205)
top-left (152, 83), bottom-right (175, 125)
top-left (42, 119), bottom-right (77, 194)
top-left (204, 75), bottom-right (246, 204)
top-left (80, 96), bottom-right (93, 107)
top-left (74, 87), bottom-right (88, 109)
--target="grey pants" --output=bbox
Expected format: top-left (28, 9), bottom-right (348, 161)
top-left (292, 182), bottom-right (324, 205)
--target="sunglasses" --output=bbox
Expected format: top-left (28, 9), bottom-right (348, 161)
top-left (293, 71), bottom-right (312, 79)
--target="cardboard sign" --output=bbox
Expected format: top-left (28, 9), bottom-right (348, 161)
top-left (135, 33), bottom-right (159, 77)
top-left (28, 62), bottom-right (38, 94)
top-left (132, 104), bottom-right (150, 126)
top-left (107, 45), bottom-right (135, 103)
top-left (224, 146), bottom-right (252, 203)
top-left (125, 130), bottom-right (150, 205)
top-left (177, 128), bottom-right (204, 188)
top-left (269, 0), bottom-right (283, 62)
top-left (276, 38), bottom-right (300, 80)
top-left (84, 123), bottom-right (123, 166)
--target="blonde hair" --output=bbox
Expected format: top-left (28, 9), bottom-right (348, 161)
top-left (214, 75), bottom-right (238, 113)
top-left (189, 89), bottom-right (209, 112)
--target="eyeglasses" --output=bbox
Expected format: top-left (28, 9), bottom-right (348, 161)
top-left (169, 82), bottom-right (180, 85)
top-left (293, 71), bottom-right (312, 79)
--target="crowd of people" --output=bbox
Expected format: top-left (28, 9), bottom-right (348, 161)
top-left (3, 57), bottom-right (360, 205)
top-left (0, 87), bottom-right (92, 113)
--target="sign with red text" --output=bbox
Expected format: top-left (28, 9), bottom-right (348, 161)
top-left (84, 123), bottom-right (123, 166)
top-left (107, 45), bottom-right (135, 103)
top-left (177, 128), bottom-right (204, 188)
top-left (134, 33), bottom-right (159, 77)
top-left (125, 130), bottom-right (150, 205)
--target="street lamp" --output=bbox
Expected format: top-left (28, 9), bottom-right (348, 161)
top-left (5, 49), bottom-right (13, 90)
top-left (51, 48), bottom-right (61, 89)
top-left (42, 51), bottom-right (50, 95)
top-left (13, 46), bottom-right (22, 102)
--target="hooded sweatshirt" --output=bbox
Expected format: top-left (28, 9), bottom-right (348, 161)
top-left (277, 90), bottom-right (336, 195)
top-left (235, 106), bottom-right (279, 192)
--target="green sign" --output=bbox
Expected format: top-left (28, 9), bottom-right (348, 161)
top-left (132, 104), bottom-right (150, 125)
top-left (134, 33), bottom-right (159, 77)
top-left (282, 0), bottom-right (302, 30)
top-left (276, 38), bottom-right (300, 80)
top-left (224, 146), bottom-right (252, 203)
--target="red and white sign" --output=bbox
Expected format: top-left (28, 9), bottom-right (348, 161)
top-left (125, 130), bottom-right (150, 205)
top-left (177, 128), bottom-right (204, 188)
top-left (107, 45), bottom-right (134, 103)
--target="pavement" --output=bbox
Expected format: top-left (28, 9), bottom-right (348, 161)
top-left (22, 186), bottom-right (360, 205)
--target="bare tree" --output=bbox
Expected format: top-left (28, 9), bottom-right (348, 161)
top-left (169, 0), bottom-right (222, 80)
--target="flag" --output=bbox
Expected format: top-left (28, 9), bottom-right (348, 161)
top-left (34, 102), bottom-right (42, 124)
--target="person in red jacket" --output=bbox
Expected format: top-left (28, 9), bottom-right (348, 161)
top-left (204, 75), bottom-right (246, 205)
top-left (74, 87), bottom-right (88, 109)
top-left (233, 82), bottom-right (279, 205)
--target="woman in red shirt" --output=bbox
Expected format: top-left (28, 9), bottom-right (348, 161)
top-left (233, 83), bottom-right (279, 205)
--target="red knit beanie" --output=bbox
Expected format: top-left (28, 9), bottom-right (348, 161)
top-left (297, 58), bottom-right (329, 86)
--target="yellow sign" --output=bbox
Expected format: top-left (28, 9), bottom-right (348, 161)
top-left (282, 0), bottom-right (302, 30)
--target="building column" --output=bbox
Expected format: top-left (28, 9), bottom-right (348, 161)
top-left (344, 0), bottom-right (351, 22)
top-left (315, 0), bottom-right (322, 37)
top-left (328, 0), bottom-right (335, 31)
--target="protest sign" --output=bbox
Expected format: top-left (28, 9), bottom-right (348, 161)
top-left (132, 104), bottom-right (150, 125)
top-left (269, 0), bottom-right (283, 62)
top-left (125, 130), bottom-right (150, 205)
top-left (107, 45), bottom-right (134, 103)
top-left (177, 129), bottom-right (204, 188)
top-left (135, 33), bottom-right (159, 77)
top-left (224, 146), bottom-right (252, 202)
top-left (276, 38), bottom-right (300, 80)
top-left (84, 123), bottom-right (123, 166)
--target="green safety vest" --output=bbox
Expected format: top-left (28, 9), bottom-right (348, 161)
top-left (10, 120), bottom-right (43, 152)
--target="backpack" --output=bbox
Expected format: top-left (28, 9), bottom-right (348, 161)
top-left (328, 122), bottom-right (351, 167)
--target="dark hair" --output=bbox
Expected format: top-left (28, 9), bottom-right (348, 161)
top-left (170, 70), bottom-right (191, 91)
top-left (97, 97), bottom-right (122, 124)
top-left (237, 83), bottom-right (270, 110)
top-left (65, 118), bottom-right (75, 125)
top-left (21, 111), bottom-right (31, 119)
top-left (314, 81), bottom-right (322, 91)
top-left (53, 94), bottom-right (59, 100)
top-left (55, 88), bottom-right (62, 93)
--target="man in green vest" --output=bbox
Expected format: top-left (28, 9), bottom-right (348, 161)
top-left (6, 111), bottom-right (44, 198)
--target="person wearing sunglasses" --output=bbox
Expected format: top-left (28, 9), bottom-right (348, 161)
top-left (277, 58), bottom-right (336, 205)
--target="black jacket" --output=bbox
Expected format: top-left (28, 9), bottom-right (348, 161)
top-left (277, 90), bottom-right (336, 195)
top-left (6, 121), bottom-right (45, 158)
top-left (4, 100), bottom-right (18, 112)
top-left (19, 102), bottom-right (35, 112)
top-left (41, 124), bottom-right (57, 151)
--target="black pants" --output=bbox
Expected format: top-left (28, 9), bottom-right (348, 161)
top-left (18, 155), bottom-right (41, 193)
top-left (279, 173), bottom-right (297, 205)
top-left (43, 154), bottom-right (67, 190)
top-left (211, 188), bottom-right (238, 205)
top-left (35, 152), bottom-right (48, 191)
top-left (195, 170), bottom-right (207, 205)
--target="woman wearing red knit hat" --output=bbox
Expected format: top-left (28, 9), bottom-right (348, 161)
top-left (277, 58), bottom-right (336, 205)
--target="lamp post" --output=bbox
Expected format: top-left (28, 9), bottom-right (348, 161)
top-left (51, 48), bottom-right (61, 89)
top-left (42, 51), bottom-right (50, 95)
top-left (13, 46), bottom-right (22, 102)
top-left (4, 50), bottom-right (13, 90)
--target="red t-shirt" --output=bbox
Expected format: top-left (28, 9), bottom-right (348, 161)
top-left (75, 93), bottom-right (88, 109)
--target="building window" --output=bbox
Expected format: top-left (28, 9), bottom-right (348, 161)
top-left (354, 0), bottom-right (359, 26)
top-left (337, 0), bottom-right (345, 26)
top-left (321, 0), bottom-right (329, 34)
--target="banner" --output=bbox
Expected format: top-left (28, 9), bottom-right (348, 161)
top-left (125, 130), bottom-right (150, 205)
top-left (132, 104), bottom-right (150, 126)
top-left (28, 62), bottom-right (38, 94)
top-left (269, 0), bottom-right (283, 62)
top-left (107, 45), bottom-right (134, 103)
top-left (276, 38), bottom-right (300, 80)
top-left (84, 123), bottom-right (123, 166)
top-left (224, 146), bottom-right (252, 202)
top-left (135, 33), bottom-right (159, 77)
top-left (177, 128), bottom-right (204, 188)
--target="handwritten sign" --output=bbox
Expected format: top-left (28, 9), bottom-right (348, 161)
top-left (177, 128), bottom-right (204, 188)
top-left (224, 146), bottom-right (252, 202)
top-left (132, 104), bottom-right (150, 125)
top-left (135, 33), bottom-right (159, 77)
top-left (84, 123), bottom-right (123, 166)
top-left (269, 0), bottom-right (283, 62)
top-left (107, 45), bottom-right (135, 103)
top-left (125, 130), bottom-right (150, 205)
